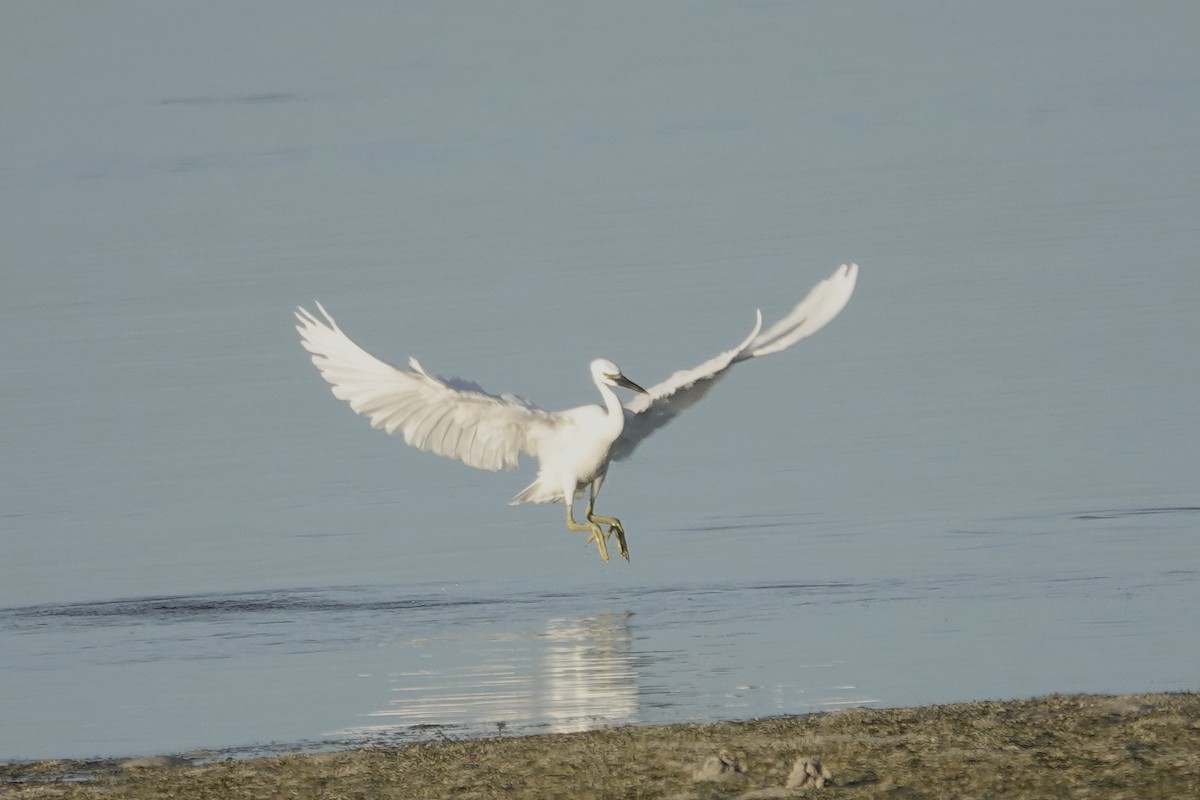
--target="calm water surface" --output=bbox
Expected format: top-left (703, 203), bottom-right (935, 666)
top-left (2, 2), bottom-right (1198, 760)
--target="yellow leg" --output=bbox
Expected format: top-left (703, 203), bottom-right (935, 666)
top-left (587, 500), bottom-right (629, 562)
top-left (566, 502), bottom-right (609, 562)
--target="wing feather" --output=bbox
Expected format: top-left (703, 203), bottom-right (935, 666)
top-left (611, 264), bottom-right (857, 461)
top-left (296, 304), bottom-right (558, 471)
top-left (748, 263), bottom-right (858, 357)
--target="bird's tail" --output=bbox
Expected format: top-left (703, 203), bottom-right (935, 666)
top-left (510, 477), bottom-right (562, 505)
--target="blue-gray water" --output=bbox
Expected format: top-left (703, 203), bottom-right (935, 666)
top-left (2, 2), bottom-right (1198, 761)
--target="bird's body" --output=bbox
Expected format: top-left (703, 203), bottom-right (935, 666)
top-left (296, 263), bottom-right (858, 562)
top-left (512, 405), bottom-right (615, 505)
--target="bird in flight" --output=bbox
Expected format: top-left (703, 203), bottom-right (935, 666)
top-left (296, 263), bottom-right (857, 563)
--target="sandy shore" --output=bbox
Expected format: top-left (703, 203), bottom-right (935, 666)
top-left (3, 693), bottom-right (1196, 799)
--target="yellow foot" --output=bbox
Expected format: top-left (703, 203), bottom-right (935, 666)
top-left (584, 524), bottom-right (610, 562)
top-left (608, 524), bottom-right (629, 562)
top-left (588, 513), bottom-right (630, 562)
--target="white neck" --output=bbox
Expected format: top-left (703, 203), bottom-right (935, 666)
top-left (594, 378), bottom-right (626, 431)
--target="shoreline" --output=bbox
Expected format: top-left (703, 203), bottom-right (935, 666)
top-left (3, 692), bottom-right (1197, 799)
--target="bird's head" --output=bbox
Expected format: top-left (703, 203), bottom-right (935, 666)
top-left (590, 358), bottom-right (648, 395)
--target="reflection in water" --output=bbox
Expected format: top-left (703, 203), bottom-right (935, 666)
top-left (351, 613), bottom-right (637, 737)
top-left (540, 615), bottom-right (638, 733)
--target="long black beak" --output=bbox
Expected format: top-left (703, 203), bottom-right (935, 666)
top-left (616, 374), bottom-right (649, 395)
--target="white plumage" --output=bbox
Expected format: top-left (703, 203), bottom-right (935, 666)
top-left (296, 263), bottom-right (858, 562)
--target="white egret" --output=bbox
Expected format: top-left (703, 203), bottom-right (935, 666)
top-left (296, 263), bottom-right (858, 562)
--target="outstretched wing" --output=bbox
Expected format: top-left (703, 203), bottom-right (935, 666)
top-left (296, 304), bottom-right (559, 471)
top-left (611, 263), bottom-right (858, 461)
